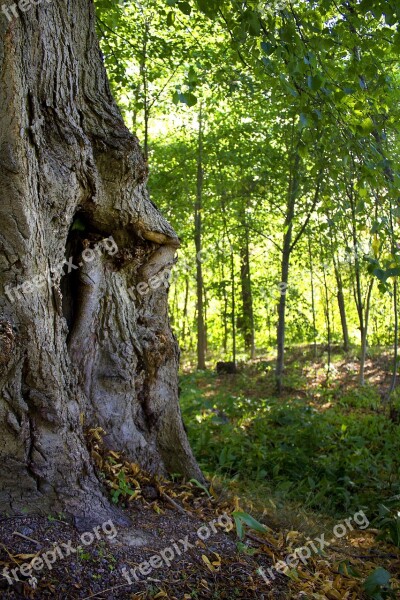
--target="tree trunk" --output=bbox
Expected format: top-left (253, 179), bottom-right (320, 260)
top-left (387, 279), bottom-right (398, 400)
top-left (195, 107), bottom-right (206, 369)
top-left (219, 250), bottom-right (229, 354)
top-left (0, 0), bottom-right (202, 524)
top-left (322, 263), bottom-right (332, 377)
top-left (230, 245), bottom-right (237, 364)
top-left (275, 152), bottom-right (300, 393)
top-left (140, 19), bottom-right (150, 161)
top-left (239, 227), bottom-right (256, 359)
top-left (181, 273), bottom-right (190, 344)
top-left (348, 181), bottom-right (369, 385)
top-left (359, 279), bottom-right (374, 385)
top-left (334, 261), bottom-right (350, 352)
top-left (276, 243), bottom-right (291, 393)
top-left (307, 234), bottom-right (318, 358)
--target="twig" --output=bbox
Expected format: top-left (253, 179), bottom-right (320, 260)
top-left (329, 545), bottom-right (398, 559)
top-left (161, 492), bottom-right (193, 516)
top-left (82, 583), bottom-right (130, 600)
top-left (245, 531), bottom-right (278, 550)
top-left (0, 543), bottom-right (17, 561)
top-left (12, 532), bottom-right (41, 547)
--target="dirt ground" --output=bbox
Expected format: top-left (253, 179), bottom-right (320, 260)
top-left (0, 499), bottom-right (286, 600)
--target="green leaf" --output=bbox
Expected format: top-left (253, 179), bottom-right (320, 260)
top-left (338, 560), bottom-right (362, 578)
top-left (178, 1), bottom-right (191, 15)
top-left (261, 41), bottom-right (274, 55)
top-left (363, 567), bottom-right (392, 597)
top-left (232, 510), bottom-right (271, 540)
top-left (307, 74), bottom-right (323, 91)
top-left (236, 541), bottom-right (258, 555)
top-left (195, 0), bottom-right (220, 17)
top-left (190, 478), bottom-right (211, 497)
top-left (299, 113), bottom-right (311, 129)
top-left (384, 10), bottom-right (397, 26)
top-left (184, 92), bottom-right (198, 106)
top-left (384, 267), bottom-right (400, 279)
top-left (241, 9), bottom-right (261, 36)
top-left (360, 117), bottom-right (375, 135)
top-left (372, 268), bottom-right (387, 282)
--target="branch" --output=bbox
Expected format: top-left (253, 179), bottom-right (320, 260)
top-left (247, 225), bottom-right (283, 253)
top-left (289, 167), bottom-right (324, 253)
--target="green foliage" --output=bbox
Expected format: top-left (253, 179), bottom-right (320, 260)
top-left (189, 478), bottom-right (211, 497)
top-left (77, 548), bottom-right (91, 561)
top-left (111, 470), bottom-right (138, 505)
top-left (374, 499), bottom-right (400, 548)
top-left (94, 0), bottom-right (400, 361)
top-left (363, 567), bottom-right (395, 599)
top-left (232, 510), bottom-right (271, 540)
top-left (180, 369), bottom-right (400, 517)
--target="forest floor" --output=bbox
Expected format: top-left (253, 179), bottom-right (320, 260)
top-left (178, 345), bottom-right (400, 598)
top-left (0, 346), bottom-right (399, 599)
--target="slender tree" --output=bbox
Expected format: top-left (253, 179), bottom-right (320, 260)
top-left (195, 106), bottom-right (206, 369)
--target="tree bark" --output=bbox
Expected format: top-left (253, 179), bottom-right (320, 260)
top-left (334, 260), bottom-right (350, 352)
top-left (239, 226), bottom-right (256, 360)
top-left (275, 151), bottom-right (300, 393)
top-left (0, 0), bottom-right (202, 524)
top-left (322, 262), bottom-right (332, 377)
top-left (307, 233), bottom-right (317, 358)
top-left (195, 106), bottom-right (206, 370)
top-left (360, 279), bottom-right (374, 386)
top-left (230, 244), bottom-right (237, 364)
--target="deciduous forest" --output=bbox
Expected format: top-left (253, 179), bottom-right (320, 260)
top-left (0, 0), bottom-right (399, 598)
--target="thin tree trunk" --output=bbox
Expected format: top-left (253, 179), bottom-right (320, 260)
top-left (276, 151), bottom-right (300, 393)
top-left (322, 263), bottom-right (332, 377)
top-left (239, 226), bottom-right (256, 359)
top-left (360, 279), bottom-right (374, 385)
top-left (334, 260), bottom-right (350, 352)
top-left (308, 234), bottom-right (318, 359)
top-left (195, 107), bottom-right (206, 369)
top-left (348, 182), bottom-right (366, 383)
top-left (220, 194), bottom-right (235, 362)
top-left (387, 279), bottom-right (398, 400)
top-left (230, 245), bottom-right (237, 364)
top-left (140, 20), bottom-right (150, 161)
top-left (203, 282), bottom-right (208, 353)
top-left (221, 253), bottom-right (229, 354)
top-left (182, 274), bottom-right (190, 342)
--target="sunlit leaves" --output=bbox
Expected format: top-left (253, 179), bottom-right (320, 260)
top-left (173, 90), bottom-right (198, 106)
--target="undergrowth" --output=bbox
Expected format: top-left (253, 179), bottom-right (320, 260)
top-left (179, 358), bottom-right (400, 525)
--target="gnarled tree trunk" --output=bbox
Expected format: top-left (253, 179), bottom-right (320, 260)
top-left (0, 0), bottom-right (202, 526)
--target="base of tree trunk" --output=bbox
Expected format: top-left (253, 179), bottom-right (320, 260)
top-left (0, 0), bottom-right (203, 522)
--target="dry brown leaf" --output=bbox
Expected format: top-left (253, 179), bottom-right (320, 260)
top-left (202, 554), bottom-right (216, 573)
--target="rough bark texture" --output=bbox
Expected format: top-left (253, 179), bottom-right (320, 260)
top-left (0, 0), bottom-right (202, 524)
